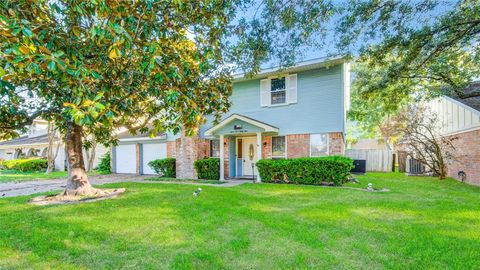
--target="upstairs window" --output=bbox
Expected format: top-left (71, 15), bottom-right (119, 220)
top-left (271, 77), bottom-right (286, 105)
top-left (272, 136), bottom-right (286, 158)
top-left (210, 140), bottom-right (220, 157)
top-left (310, 133), bottom-right (328, 157)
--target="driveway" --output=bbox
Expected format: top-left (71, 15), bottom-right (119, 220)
top-left (0, 174), bottom-right (249, 198)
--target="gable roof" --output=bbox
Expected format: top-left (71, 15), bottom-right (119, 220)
top-left (204, 113), bottom-right (279, 136)
top-left (447, 82), bottom-right (480, 113)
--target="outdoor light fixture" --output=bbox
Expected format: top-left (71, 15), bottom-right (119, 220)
top-left (263, 142), bottom-right (267, 147)
top-left (458, 171), bottom-right (466, 183)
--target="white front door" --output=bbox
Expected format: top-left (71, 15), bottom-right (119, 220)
top-left (142, 143), bottom-right (167, 175)
top-left (242, 137), bottom-right (257, 176)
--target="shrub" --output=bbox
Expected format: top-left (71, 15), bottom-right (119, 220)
top-left (256, 156), bottom-right (354, 186)
top-left (1, 158), bottom-right (48, 172)
top-left (97, 153), bottom-right (111, 174)
top-left (194, 158), bottom-right (219, 180)
top-left (148, 158), bottom-right (176, 178)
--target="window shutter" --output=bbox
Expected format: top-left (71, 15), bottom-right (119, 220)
top-left (286, 74), bottom-right (297, 104)
top-left (260, 79), bottom-right (271, 107)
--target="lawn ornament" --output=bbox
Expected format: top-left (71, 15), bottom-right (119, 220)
top-left (193, 187), bottom-right (202, 197)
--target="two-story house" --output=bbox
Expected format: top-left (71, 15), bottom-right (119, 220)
top-left (111, 56), bottom-right (351, 181)
top-left (425, 82), bottom-right (480, 185)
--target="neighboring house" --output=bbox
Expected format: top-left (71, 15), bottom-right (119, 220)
top-left (348, 139), bottom-right (391, 150)
top-left (111, 56), bottom-right (351, 181)
top-left (0, 119), bottom-right (107, 171)
top-left (426, 82), bottom-right (480, 185)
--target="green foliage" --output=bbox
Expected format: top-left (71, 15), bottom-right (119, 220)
top-left (148, 158), bottom-right (176, 178)
top-left (1, 158), bottom-right (48, 172)
top-left (97, 153), bottom-right (111, 175)
top-left (256, 156), bottom-right (354, 186)
top-left (0, 1), bottom-right (234, 143)
top-left (194, 158), bottom-right (220, 180)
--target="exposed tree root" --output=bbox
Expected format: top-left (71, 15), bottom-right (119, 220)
top-left (29, 188), bottom-right (126, 206)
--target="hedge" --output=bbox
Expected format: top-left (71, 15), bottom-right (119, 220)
top-left (148, 158), bottom-right (176, 178)
top-left (1, 158), bottom-right (48, 172)
top-left (194, 158), bottom-right (219, 180)
top-left (97, 153), bottom-right (111, 175)
top-left (256, 156), bottom-right (354, 186)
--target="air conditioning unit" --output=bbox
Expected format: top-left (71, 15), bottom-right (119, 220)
top-left (351, 159), bottom-right (366, 174)
top-left (406, 158), bottom-right (426, 175)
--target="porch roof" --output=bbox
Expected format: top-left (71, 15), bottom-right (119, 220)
top-left (204, 114), bottom-right (279, 137)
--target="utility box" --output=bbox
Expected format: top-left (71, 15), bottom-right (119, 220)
top-left (351, 159), bottom-right (366, 174)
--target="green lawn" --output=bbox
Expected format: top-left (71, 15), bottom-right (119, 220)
top-left (0, 170), bottom-right (67, 183)
top-left (1, 172), bottom-right (480, 269)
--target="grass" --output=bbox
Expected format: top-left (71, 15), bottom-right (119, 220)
top-left (0, 170), bottom-right (68, 183)
top-left (144, 177), bottom-right (227, 185)
top-left (1, 172), bottom-right (480, 269)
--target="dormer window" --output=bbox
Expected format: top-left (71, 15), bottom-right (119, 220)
top-left (271, 77), bottom-right (286, 105)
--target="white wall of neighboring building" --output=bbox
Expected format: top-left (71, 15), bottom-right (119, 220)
top-left (427, 96), bottom-right (480, 135)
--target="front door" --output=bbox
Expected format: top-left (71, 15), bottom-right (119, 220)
top-left (241, 137), bottom-right (257, 176)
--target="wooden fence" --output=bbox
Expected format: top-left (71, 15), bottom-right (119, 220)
top-left (345, 149), bottom-right (393, 172)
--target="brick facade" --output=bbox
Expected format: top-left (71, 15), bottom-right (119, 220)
top-left (166, 141), bottom-right (176, 158)
top-left (173, 132), bottom-right (346, 179)
top-left (262, 136), bottom-right (272, 159)
top-left (175, 133), bottom-right (201, 179)
top-left (328, 132), bottom-right (345, 155)
top-left (446, 129), bottom-right (480, 185)
top-left (287, 134), bottom-right (310, 158)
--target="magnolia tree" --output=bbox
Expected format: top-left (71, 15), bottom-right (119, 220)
top-left (0, 1), bottom-right (234, 196)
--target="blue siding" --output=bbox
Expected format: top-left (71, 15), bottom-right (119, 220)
top-left (200, 64), bottom-right (344, 137)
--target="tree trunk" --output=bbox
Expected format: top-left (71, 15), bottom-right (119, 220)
top-left (46, 122), bottom-right (62, 174)
top-left (85, 137), bottom-right (97, 172)
top-left (46, 122), bottom-right (55, 173)
top-left (63, 122), bottom-right (97, 196)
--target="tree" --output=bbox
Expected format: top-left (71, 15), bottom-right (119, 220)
top-left (0, 1), bottom-right (234, 196)
top-left (228, 0), bottom-right (479, 125)
top-left (84, 135), bottom-right (97, 172)
top-left (397, 106), bottom-right (457, 179)
top-left (45, 121), bottom-right (61, 173)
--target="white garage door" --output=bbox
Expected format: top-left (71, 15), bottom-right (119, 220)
top-left (142, 143), bottom-right (167, 175)
top-left (115, 144), bottom-right (137, 174)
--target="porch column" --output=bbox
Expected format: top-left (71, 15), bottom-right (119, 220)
top-left (256, 132), bottom-right (262, 182)
top-left (219, 134), bottom-right (225, 181)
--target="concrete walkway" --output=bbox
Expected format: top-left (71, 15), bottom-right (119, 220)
top-left (0, 174), bottom-right (249, 198)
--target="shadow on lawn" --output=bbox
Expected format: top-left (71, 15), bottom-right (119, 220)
top-left (1, 180), bottom-right (480, 269)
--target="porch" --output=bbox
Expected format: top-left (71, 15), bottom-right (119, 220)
top-left (204, 114), bottom-right (279, 182)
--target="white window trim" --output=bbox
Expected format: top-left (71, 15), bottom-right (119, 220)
top-left (210, 139), bottom-right (220, 158)
top-left (309, 133), bottom-right (329, 157)
top-left (270, 77), bottom-right (287, 106)
top-left (271, 135), bottom-right (287, 158)
top-left (262, 74), bottom-right (297, 107)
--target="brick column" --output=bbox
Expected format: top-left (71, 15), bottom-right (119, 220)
top-left (175, 132), bottom-right (199, 179)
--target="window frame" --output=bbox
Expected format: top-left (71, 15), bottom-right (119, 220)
top-left (309, 133), bottom-right (329, 157)
top-left (210, 139), bottom-right (220, 158)
top-left (271, 135), bottom-right (287, 159)
top-left (270, 77), bottom-right (287, 105)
